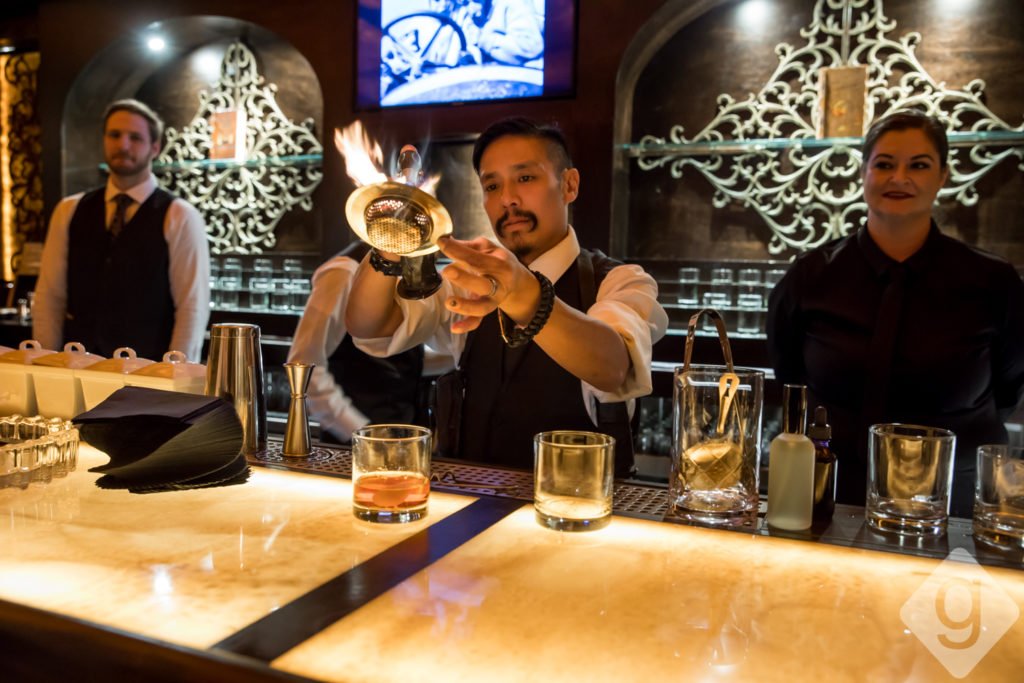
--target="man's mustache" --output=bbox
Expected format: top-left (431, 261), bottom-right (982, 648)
top-left (496, 210), bottom-right (537, 234)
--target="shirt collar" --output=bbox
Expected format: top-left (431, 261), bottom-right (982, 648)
top-left (522, 226), bottom-right (580, 283)
top-left (856, 220), bottom-right (941, 278)
top-left (105, 173), bottom-right (157, 205)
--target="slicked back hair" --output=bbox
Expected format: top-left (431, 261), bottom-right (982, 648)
top-left (472, 116), bottom-right (573, 174)
top-left (862, 109), bottom-right (949, 170)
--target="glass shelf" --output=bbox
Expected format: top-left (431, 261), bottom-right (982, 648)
top-left (99, 154), bottom-right (324, 174)
top-left (623, 129), bottom-right (1024, 159)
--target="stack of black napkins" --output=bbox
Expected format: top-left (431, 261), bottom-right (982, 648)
top-left (73, 386), bottom-right (249, 493)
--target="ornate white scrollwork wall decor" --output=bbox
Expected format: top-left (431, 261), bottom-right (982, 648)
top-left (627, 0), bottom-right (1024, 256)
top-left (156, 42), bottom-right (323, 254)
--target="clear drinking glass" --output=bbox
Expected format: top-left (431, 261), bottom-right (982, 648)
top-left (249, 277), bottom-right (271, 310)
top-left (677, 267), bottom-right (700, 307)
top-left (534, 431), bottom-right (615, 531)
top-left (351, 424), bottom-right (431, 523)
top-left (973, 445), bottom-right (1024, 550)
top-left (866, 423), bottom-right (955, 536)
top-left (250, 258), bottom-right (274, 309)
top-left (736, 268), bottom-right (763, 335)
top-left (209, 259), bottom-right (222, 309)
top-left (220, 257), bottom-right (243, 310)
top-left (671, 365), bottom-right (764, 526)
top-left (270, 278), bottom-right (291, 311)
top-left (290, 277), bottom-right (311, 312)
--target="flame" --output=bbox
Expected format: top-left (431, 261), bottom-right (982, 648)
top-left (335, 120), bottom-right (443, 195)
top-left (335, 121), bottom-right (387, 187)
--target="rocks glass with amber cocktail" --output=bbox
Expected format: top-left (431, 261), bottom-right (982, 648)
top-left (351, 424), bottom-right (431, 523)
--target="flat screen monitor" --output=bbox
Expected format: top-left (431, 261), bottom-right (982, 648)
top-left (355, 0), bottom-right (576, 109)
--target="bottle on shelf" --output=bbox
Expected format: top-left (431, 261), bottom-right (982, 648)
top-left (766, 384), bottom-right (815, 531)
top-left (808, 405), bottom-right (837, 523)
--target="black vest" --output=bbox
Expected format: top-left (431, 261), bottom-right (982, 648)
top-left (327, 242), bottom-right (426, 426)
top-left (65, 187), bottom-right (176, 359)
top-left (328, 336), bottom-right (425, 426)
top-left (458, 249), bottom-right (635, 477)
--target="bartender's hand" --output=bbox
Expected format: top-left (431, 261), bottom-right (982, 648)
top-left (437, 235), bottom-right (541, 334)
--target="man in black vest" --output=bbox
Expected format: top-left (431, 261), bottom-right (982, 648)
top-left (34, 99), bottom-right (209, 362)
top-left (287, 241), bottom-right (429, 443)
top-left (346, 117), bottom-right (667, 476)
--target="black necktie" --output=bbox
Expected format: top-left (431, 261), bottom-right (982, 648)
top-left (863, 265), bottom-right (907, 425)
top-left (109, 193), bottom-right (133, 237)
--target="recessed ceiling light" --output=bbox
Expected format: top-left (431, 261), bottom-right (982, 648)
top-left (147, 36), bottom-right (166, 52)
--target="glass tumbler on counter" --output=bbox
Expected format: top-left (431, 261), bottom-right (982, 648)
top-left (351, 424), bottom-right (431, 523)
top-left (534, 431), bottom-right (615, 531)
top-left (973, 445), bottom-right (1024, 550)
top-left (676, 267), bottom-right (700, 307)
top-left (736, 268), bottom-right (763, 335)
top-left (866, 423), bottom-right (955, 536)
top-left (702, 267), bottom-right (734, 332)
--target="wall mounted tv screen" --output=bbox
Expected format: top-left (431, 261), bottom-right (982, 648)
top-left (356, 0), bottom-right (576, 109)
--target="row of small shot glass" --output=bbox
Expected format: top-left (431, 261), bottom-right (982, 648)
top-left (210, 257), bottom-right (311, 312)
top-left (677, 266), bottom-right (788, 335)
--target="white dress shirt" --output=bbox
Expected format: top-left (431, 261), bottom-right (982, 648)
top-left (286, 255), bottom-right (372, 441)
top-left (288, 254), bottom-right (455, 441)
top-left (354, 227), bottom-right (669, 423)
top-left (33, 174), bottom-right (210, 362)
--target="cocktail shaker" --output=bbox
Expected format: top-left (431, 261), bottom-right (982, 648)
top-left (205, 323), bottom-right (266, 454)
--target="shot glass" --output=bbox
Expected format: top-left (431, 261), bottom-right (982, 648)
top-left (270, 278), bottom-right (291, 311)
top-left (351, 424), bottom-right (431, 523)
top-left (534, 431), bottom-right (615, 531)
top-left (248, 277), bottom-right (271, 310)
top-left (220, 257), bottom-right (243, 310)
top-left (973, 445), bottom-right (1024, 550)
top-left (736, 268), bottom-right (763, 335)
top-left (676, 267), bottom-right (700, 307)
top-left (866, 423), bottom-right (955, 536)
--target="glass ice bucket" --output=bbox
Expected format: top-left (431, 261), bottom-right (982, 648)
top-left (670, 310), bottom-right (764, 526)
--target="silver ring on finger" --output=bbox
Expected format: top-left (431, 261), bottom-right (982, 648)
top-left (484, 274), bottom-right (499, 298)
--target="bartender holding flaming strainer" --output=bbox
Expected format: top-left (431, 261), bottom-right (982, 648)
top-left (345, 117), bottom-right (668, 476)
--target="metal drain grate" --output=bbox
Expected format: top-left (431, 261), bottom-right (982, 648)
top-left (248, 440), bottom-right (670, 519)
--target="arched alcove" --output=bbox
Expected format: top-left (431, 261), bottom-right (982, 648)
top-left (62, 15), bottom-right (324, 254)
top-left (611, 0), bottom-right (1024, 267)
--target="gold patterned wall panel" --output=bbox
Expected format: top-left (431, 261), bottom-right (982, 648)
top-left (0, 51), bottom-right (43, 282)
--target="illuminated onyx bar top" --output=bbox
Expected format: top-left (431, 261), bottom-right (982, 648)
top-left (2, 445), bottom-right (1023, 681)
top-left (273, 507), bottom-right (1024, 682)
top-left (0, 446), bottom-right (473, 649)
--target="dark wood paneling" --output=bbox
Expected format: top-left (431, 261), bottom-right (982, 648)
top-left (32, 0), bottom-right (667, 262)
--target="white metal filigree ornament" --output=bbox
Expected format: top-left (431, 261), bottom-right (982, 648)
top-left (156, 42), bottom-right (323, 254)
top-left (628, 0), bottom-right (1024, 256)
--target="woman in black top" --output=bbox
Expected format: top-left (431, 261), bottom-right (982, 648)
top-left (767, 110), bottom-right (1024, 517)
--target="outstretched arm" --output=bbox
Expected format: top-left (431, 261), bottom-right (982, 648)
top-left (344, 250), bottom-right (405, 338)
top-left (438, 235), bottom-right (631, 392)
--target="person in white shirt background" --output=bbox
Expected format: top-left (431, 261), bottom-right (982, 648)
top-left (287, 241), bottom-right (448, 443)
top-left (33, 98), bottom-right (209, 363)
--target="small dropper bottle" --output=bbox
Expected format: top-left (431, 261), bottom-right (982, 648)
top-left (766, 384), bottom-right (815, 530)
top-left (808, 406), bottom-right (837, 522)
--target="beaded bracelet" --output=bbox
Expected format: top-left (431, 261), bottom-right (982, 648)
top-left (497, 270), bottom-right (554, 348)
top-left (369, 248), bottom-right (403, 277)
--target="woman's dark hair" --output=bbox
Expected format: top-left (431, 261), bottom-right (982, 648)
top-left (472, 116), bottom-right (573, 173)
top-left (862, 109), bottom-right (949, 169)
